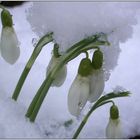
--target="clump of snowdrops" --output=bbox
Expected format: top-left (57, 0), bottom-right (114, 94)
top-left (0, 5), bottom-right (130, 139)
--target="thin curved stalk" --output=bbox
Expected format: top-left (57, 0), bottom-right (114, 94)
top-left (12, 33), bottom-right (53, 101)
top-left (12, 52), bottom-right (37, 100)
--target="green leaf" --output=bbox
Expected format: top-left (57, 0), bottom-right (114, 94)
top-left (94, 91), bottom-right (130, 108)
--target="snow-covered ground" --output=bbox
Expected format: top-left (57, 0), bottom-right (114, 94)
top-left (0, 2), bottom-right (140, 138)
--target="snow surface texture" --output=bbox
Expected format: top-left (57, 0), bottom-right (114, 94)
top-left (27, 2), bottom-right (139, 76)
top-left (0, 2), bottom-right (140, 138)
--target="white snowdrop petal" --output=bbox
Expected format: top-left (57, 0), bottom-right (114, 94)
top-left (0, 27), bottom-right (20, 64)
top-left (46, 55), bottom-right (67, 87)
top-left (106, 118), bottom-right (123, 138)
top-left (68, 75), bottom-right (90, 117)
top-left (88, 69), bottom-right (105, 102)
top-left (52, 64), bottom-right (67, 87)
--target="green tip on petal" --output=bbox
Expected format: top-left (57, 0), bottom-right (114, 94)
top-left (92, 49), bottom-right (103, 69)
top-left (1, 9), bottom-right (13, 27)
top-left (110, 105), bottom-right (119, 120)
top-left (53, 43), bottom-right (61, 58)
top-left (78, 58), bottom-right (92, 77)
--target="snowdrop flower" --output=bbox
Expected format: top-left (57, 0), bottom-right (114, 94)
top-left (88, 49), bottom-right (105, 102)
top-left (106, 105), bottom-right (123, 138)
top-left (68, 74), bottom-right (90, 117)
top-left (68, 58), bottom-right (92, 117)
top-left (88, 69), bottom-right (105, 103)
top-left (0, 9), bottom-right (20, 64)
top-left (46, 55), bottom-right (67, 87)
top-left (46, 44), bottom-right (67, 87)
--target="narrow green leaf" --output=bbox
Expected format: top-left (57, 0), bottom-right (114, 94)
top-left (94, 91), bottom-right (130, 108)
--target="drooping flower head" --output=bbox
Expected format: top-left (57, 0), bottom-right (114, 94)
top-left (46, 44), bottom-right (67, 87)
top-left (0, 9), bottom-right (20, 64)
top-left (88, 49), bottom-right (105, 102)
top-left (68, 57), bottom-right (93, 117)
top-left (106, 104), bottom-right (123, 138)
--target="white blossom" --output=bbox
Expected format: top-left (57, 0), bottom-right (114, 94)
top-left (106, 118), bottom-right (123, 138)
top-left (0, 27), bottom-right (20, 64)
top-left (67, 74), bottom-right (90, 117)
top-left (88, 69), bottom-right (105, 103)
top-left (46, 55), bottom-right (67, 87)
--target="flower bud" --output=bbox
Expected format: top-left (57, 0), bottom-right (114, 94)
top-left (106, 105), bottom-right (122, 138)
top-left (92, 49), bottom-right (103, 69)
top-left (1, 9), bottom-right (13, 27)
top-left (110, 104), bottom-right (119, 120)
top-left (78, 58), bottom-right (92, 77)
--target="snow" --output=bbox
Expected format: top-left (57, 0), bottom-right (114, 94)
top-left (27, 2), bottom-right (138, 50)
top-left (113, 86), bottom-right (127, 94)
top-left (0, 1), bottom-right (140, 138)
top-left (26, 2), bottom-right (139, 80)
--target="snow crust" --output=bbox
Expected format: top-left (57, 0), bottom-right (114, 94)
top-left (27, 2), bottom-right (139, 76)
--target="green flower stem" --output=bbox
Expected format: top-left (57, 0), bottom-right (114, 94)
top-left (66, 41), bottom-right (109, 62)
top-left (28, 56), bottom-right (68, 121)
top-left (73, 92), bottom-right (130, 139)
top-left (72, 100), bottom-right (113, 139)
top-left (26, 38), bottom-right (96, 119)
top-left (12, 52), bottom-right (37, 101)
top-left (29, 75), bottom-right (54, 122)
top-left (25, 78), bottom-right (47, 117)
top-left (26, 35), bottom-right (109, 122)
top-left (29, 63), bottom-right (62, 122)
top-left (12, 33), bottom-right (53, 101)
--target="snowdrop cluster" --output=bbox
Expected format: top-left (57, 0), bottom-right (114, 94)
top-left (68, 49), bottom-right (105, 117)
top-left (0, 9), bottom-right (20, 64)
top-left (0, 2), bottom-right (137, 139)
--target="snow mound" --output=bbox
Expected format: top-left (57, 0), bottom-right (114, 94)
top-left (26, 2), bottom-right (140, 75)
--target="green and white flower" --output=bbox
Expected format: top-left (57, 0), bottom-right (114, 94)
top-left (46, 44), bottom-right (67, 87)
top-left (106, 105), bottom-right (123, 138)
top-left (68, 58), bottom-right (92, 117)
top-left (0, 9), bottom-right (20, 64)
top-left (68, 74), bottom-right (90, 117)
top-left (46, 55), bottom-right (67, 87)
